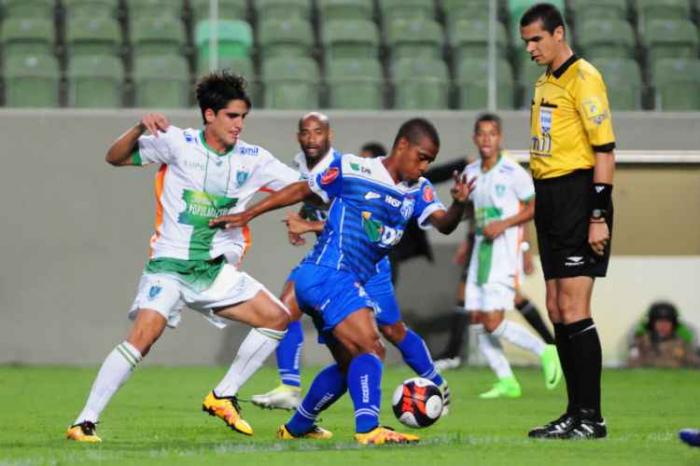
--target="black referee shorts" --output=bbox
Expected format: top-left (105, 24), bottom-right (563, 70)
top-left (534, 169), bottom-right (613, 280)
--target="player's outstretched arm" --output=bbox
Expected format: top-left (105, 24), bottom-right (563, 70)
top-left (482, 199), bottom-right (535, 240)
top-left (209, 181), bottom-right (316, 229)
top-left (428, 171), bottom-right (475, 234)
top-left (105, 113), bottom-right (170, 166)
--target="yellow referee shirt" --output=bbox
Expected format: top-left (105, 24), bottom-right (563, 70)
top-left (529, 55), bottom-right (616, 180)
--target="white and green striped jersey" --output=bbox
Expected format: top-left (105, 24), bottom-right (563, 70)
top-left (464, 154), bottom-right (535, 287)
top-left (133, 126), bottom-right (299, 264)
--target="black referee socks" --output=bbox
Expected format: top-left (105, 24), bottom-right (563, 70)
top-left (554, 323), bottom-right (578, 416)
top-left (567, 318), bottom-right (603, 421)
top-left (517, 299), bottom-right (555, 344)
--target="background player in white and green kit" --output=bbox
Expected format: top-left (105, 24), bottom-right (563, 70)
top-left (66, 72), bottom-right (298, 443)
top-left (463, 113), bottom-right (562, 399)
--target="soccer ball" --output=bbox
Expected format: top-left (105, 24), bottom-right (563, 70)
top-left (391, 377), bottom-right (444, 428)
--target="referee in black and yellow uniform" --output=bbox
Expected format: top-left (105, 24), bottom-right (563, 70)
top-left (520, 4), bottom-right (615, 440)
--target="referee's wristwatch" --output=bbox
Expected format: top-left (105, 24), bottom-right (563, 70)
top-left (590, 209), bottom-right (606, 223)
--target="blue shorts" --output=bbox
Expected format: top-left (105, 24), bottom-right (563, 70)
top-left (293, 263), bottom-right (376, 343)
top-left (365, 259), bottom-right (401, 326)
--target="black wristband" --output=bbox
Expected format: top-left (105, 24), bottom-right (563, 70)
top-left (591, 183), bottom-right (613, 218)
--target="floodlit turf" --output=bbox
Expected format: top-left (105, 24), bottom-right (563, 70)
top-left (1, 365), bottom-right (698, 465)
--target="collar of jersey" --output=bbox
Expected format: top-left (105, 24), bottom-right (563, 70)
top-left (298, 147), bottom-right (337, 174)
top-left (199, 130), bottom-right (235, 156)
top-left (373, 155), bottom-right (420, 192)
top-left (548, 53), bottom-right (579, 79)
top-left (480, 153), bottom-right (503, 174)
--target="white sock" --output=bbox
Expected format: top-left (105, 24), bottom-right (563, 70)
top-left (475, 324), bottom-right (513, 379)
top-left (74, 341), bottom-right (142, 424)
top-left (492, 320), bottom-right (546, 356)
top-left (214, 327), bottom-right (286, 397)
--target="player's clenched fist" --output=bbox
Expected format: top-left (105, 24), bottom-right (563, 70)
top-left (209, 211), bottom-right (251, 230)
top-left (139, 113), bottom-right (170, 137)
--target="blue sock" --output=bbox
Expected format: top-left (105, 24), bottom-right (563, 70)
top-left (397, 328), bottom-right (444, 386)
top-left (285, 364), bottom-right (346, 436)
top-left (348, 353), bottom-right (383, 433)
top-left (277, 320), bottom-right (303, 387)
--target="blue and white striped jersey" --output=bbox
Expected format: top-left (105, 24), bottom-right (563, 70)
top-left (304, 154), bottom-right (445, 282)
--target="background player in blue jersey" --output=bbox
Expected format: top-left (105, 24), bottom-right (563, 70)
top-left (251, 115), bottom-right (450, 414)
top-left (211, 119), bottom-right (472, 445)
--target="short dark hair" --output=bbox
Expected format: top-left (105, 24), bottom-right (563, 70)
top-left (392, 118), bottom-right (440, 150)
top-left (520, 3), bottom-right (565, 35)
top-left (195, 70), bottom-right (252, 124)
top-left (474, 113), bottom-right (502, 134)
top-left (360, 142), bottom-right (387, 158)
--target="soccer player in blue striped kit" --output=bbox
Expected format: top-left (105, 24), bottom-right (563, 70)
top-left (251, 113), bottom-right (450, 414)
top-left (211, 119), bottom-right (472, 444)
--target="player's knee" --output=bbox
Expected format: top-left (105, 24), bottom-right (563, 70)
top-left (482, 313), bottom-right (504, 333)
top-left (266, 306), bottom-right (291, 331)
top-left (359, 334), bottom-right (385, 360)
top-left (379, 321), bottom-right (407, 345)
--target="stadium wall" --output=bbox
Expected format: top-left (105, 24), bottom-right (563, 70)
top-left (0, 109), bottom-right (698, 367)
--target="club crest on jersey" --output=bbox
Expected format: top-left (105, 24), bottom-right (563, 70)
top-left (321, 167), bottom-right (339, 185)
top-left (236, 170), bottom-right (250, 187)
top-left (148, 285), bottom-right (162, 300)
top-left (422, 185), bottom-right (434, 203)
top-left (400, 197), bottom-right (415, 220)
top-left (361, 211), bottom-right (404, 247)
top-left (495, 184), bottom-right (506, 197)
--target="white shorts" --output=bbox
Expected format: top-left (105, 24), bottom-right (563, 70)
top-left (465, 280), bottom-right (516, 313)
top-left (129, 263), bottom-right (265, 329)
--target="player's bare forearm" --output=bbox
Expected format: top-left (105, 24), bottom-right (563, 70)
top-left (209, 181), bottom-right (316, 229)
top-left (105, 123), bottom-right (144, 166)
top-left (504, 199), bottom-right (535, 229)
top-left (286, 212), bottom-right (325, 235)
top-left (429, 201), bottom-right (467, 234)
top-left (593, 151), bottom-right (615, 184)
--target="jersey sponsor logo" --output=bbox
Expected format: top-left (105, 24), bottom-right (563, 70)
top-left (184, 159), bottom-right (206, 171)
top-left (364, 191), bottom-right (381, 200)
top-left (148, 285), bottom-right (162, 300)
top-left (384, 194), bottom-right (401, 207)
top-left (237, 145), bottom-right (259, 156)
top-left (321, 167), bottom-right (339, 185)
top-left (400, 197), bottom-right (415, 220)
top-left (565, 256), bottom-right (585, 267)
top-left (422, 185), bottom-right (434, 202)
top-left (361, 211), bottom-right (404, 247)
top-left (235, 170), bottom-right (250, 188)
top-left (349, 162), bottom-right (371, 175)
top-left (178, 189), bottom-right (238, 227)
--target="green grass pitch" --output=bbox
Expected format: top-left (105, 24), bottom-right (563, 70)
top-left (1, 365), bottom-right (698, 465)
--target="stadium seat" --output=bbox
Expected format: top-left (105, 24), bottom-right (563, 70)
top-left (589, 57), bottom-right (643, 111)
top-left (576, 18), bottom-right (636, 59)
top-left (62, 0), bottom-right (120, 19)
top-left (516, 53), bottom-right (544, 107)
top-left (65, 17), bottom-right (122, 57)
top-left (195, 19), bottom-right (253, 68)
top-left (257, 18), bottom-right (314, 59)
top-left (133, 54), bottom-right (191, 108)
top-left (636, 0), bottom-right (691, 31)
top-left (190, 0), bottom-right (247, 22)
top-left (326, 58), bottom-right (384, 109)
top-left (317, 0), bottom-right (374, 21)
top-left (322, 19), bottom-right (380, 61)
top-left (196, 54), bottom-right (253, 76)
top-left (643, 19), bottom-right (699, 70)
top-left (392, 57), bottom-right (449, 109)
top-left (456, 58), bottom-right (515, 110)
top-left (125, 0), bottom-right (183, 20)
top-left (66, 55), bottom-right (124, 108)
top-left (0, 18), bottom-right (54, 56)
top-left (261, 56), bottom-right (320, 109)
top-left (568, 0), bottom-right (627, 21)
top-left (386, 18), bottom-right (444, 60)
top-left (442, 0), bottom-right (490, 22)
top-left (449, 19), bottom-right (509, 64)
top-left (3, 53), bottom-right (60, 107)
top-left (652, 58), bottom-right (700, 111)
top-left (255, 0), bottom-right (312, 20)
top-left (131, 17), bottom-right (186, 56)
top-left (378, 0), bottom-right (435, 21)
top-left (1, 0), bottom-right (54, 19)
